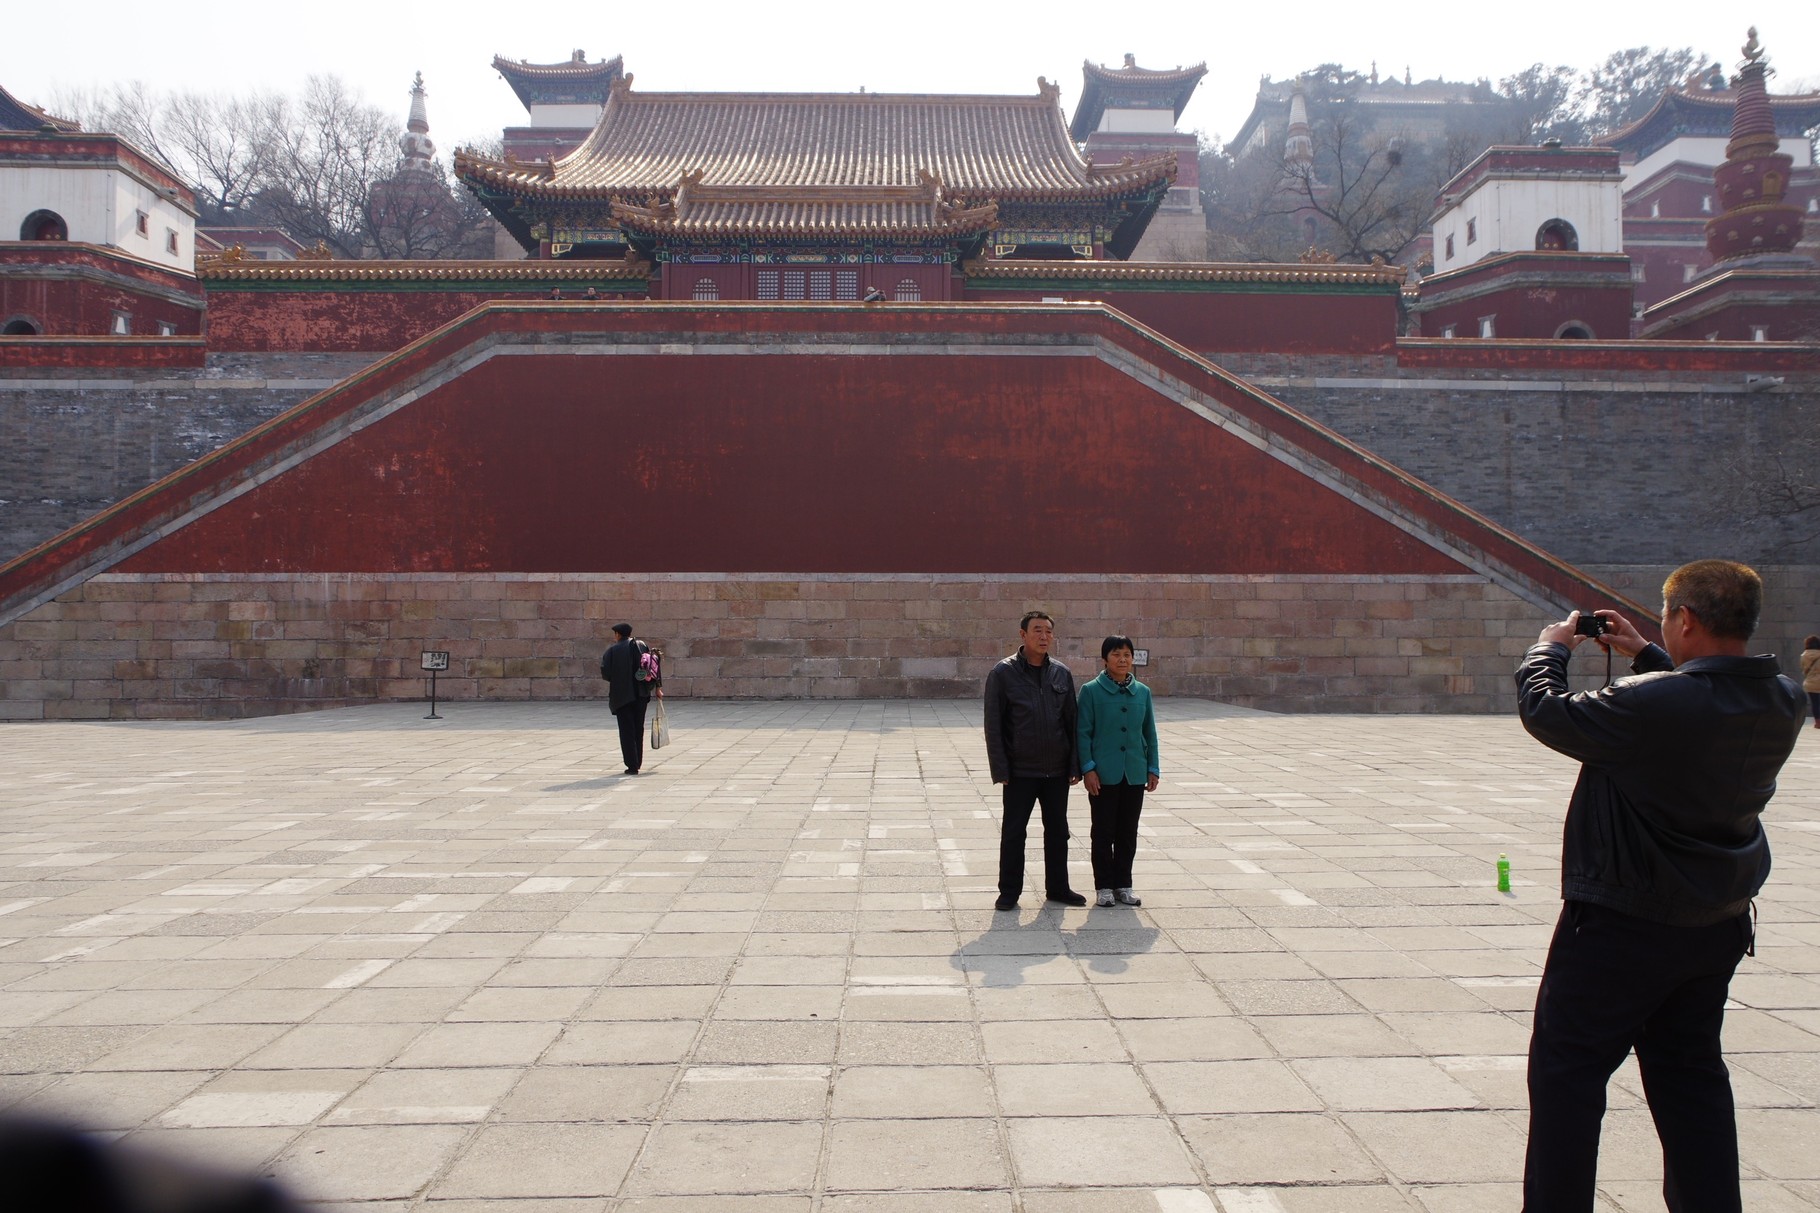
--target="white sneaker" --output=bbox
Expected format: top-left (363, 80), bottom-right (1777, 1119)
top-left (1095, 889), bottom-right (1115, 907)
top-left (1115, 888), bottom-right (1142, 906)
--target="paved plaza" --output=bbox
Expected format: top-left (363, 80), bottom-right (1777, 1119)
top-left (0, 697), bottom-right (1817, 1211)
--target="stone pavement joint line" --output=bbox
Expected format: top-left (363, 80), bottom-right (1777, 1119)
top-left (0, 699), bottom-right (1817, 1211)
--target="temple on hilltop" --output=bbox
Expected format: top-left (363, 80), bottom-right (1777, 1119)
top-left (1598, 52), bottom-right (1820, 308)
top-left (1227, 67), bottom-right (1520, 157)
top-left (456, 75), bottom-right (1177, 300)
top-left (1072, 55), bottom-right (1207, 260)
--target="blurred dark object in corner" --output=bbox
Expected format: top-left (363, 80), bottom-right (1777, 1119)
top-left (1, 1118), bottom-right (305, 1213)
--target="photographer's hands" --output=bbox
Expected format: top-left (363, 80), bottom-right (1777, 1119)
top-left (1588, 610), bottom-right (1648, 659)
top-left (1537, 610), bottom-right (1648, 658)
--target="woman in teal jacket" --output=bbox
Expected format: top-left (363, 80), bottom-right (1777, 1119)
top-left (1077, 634), bottom-right (1160, 907)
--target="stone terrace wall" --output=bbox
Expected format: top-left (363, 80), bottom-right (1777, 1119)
top-left (0, 353), bottom-right (376, 561)
top-left (1216, 353), bottom-right (1820, 568)
top-left (0, 572), bottom-right (1581, 721)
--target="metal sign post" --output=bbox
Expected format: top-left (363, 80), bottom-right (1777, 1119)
top-left (421, 650), bottom-right (449, 719)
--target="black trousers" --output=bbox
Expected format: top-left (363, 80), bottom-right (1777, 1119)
top-left (614, 697), bottom-right (649, 772)
top-left (1088, 780), bottom-right (1144, 889)
top-left (1523, 900), bottom-right (1752, 1213)
top-left (998, 775), bottom-right (1071, 899)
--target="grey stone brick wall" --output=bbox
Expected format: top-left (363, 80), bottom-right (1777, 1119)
top-left (1214, 353), bottom-right (1820, 569)
top-left (0, 353), bottom-right (375, 561)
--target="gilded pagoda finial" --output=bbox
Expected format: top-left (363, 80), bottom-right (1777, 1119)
top-left (1742, 27), bottom-right (1761, 63)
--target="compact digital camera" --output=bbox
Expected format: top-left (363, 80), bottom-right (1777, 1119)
top-left (1574, 613), bottom-right (1609, 637)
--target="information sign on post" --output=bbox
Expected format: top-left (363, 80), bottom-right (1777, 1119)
top-left (421, 651), bottom-right (449, 719)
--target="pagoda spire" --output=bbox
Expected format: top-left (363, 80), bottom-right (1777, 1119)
top-left (399, 71), bottom-right (436, 173)
top-left (1284, 80), bottom-right (1314, 167)
top-left (1705, 27), bottom-right (1804, 263)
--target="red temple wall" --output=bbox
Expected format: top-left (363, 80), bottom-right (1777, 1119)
top-left (118, 351), bottom-right (1461, 577)
top-left (963, 285), bottom-right (1398, 354)
top-left (0, 245), bottom-right (203, 336)
top-left (203, 284), bottom-right (647, 352)
top-left (1644, 294), bottom-right (1820, 342)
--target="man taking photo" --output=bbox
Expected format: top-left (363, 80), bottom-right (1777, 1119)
top-left (1515, 560), bottom-right (1805, 1213)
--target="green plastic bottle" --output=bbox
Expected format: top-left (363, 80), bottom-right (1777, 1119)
top-left (1497, 853), bottom-right (1511, 893)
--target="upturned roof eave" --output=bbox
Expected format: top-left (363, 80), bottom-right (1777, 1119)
top-left (1070, 60), bottom-right (1208, 140)
top-left (1596, 88), bottom-right (1820, 154)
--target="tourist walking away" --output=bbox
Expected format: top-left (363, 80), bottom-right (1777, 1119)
top-left (984, 611), bottom-right (1083, 910)
top-left (1803, 634), bottom-right (1820, 729)
top-left (1077, 634), bottom-right (1160, 907)
top-left (601, 623), bottom-right (661, 774)
top-left (1514, 561), bottom-right (1805, 1213)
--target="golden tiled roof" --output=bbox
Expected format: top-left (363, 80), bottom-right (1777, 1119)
top-left (607, 173), bottom-right (1001, 239)
top-left (456, 82), bottom-right (1177, 204)
top-left (965, 259), bottom-right (1408, 286)
top-left (198, 259), bottom-right (652, 283)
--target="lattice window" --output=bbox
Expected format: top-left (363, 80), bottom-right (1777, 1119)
top-left (895, 278), bottom-right (922, 302)
top-left (780, 270), bottom-right (806, 300)
top-left (835, 271), bottom-right (859, 300)
top-left (757, 271), bottom-right (779, 300)
top-left (809, 270), bottom-right (832, 300)
top-left (692, 277), bottom-right (719, 301)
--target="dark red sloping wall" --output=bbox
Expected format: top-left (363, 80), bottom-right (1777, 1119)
top-left (117, 351), bottom-right (1461, 576)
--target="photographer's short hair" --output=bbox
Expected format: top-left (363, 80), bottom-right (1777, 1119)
top-left (1101, 634), bottom-right (1135, 660)
top-left (1663, 560), bottom-right (1762, 640)
top-left (1020, 611), bottom-right (1054, 632)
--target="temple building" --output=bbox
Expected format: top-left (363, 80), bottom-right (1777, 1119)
top-left (1412, 144), bottom-right (1632, 339)
top-left (1599, 56), bottom-right (1820, 310)
top-left (458, 76), bottom-right (1175, 301)
top-left (493, 50), bottom-right (624, 165)
top-left (1070, 55), bottom-right (1207, 260)
top-left (0, 83), bottom-right (202, 336)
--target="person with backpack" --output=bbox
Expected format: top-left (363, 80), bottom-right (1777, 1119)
top-left (601, 623), bottom-right (661, 774)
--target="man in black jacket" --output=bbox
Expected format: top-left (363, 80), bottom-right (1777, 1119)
top-left (601, 623), bottom-right (658, 775)
top-left (984, 611), bottom-right (1084, 911)
top-left (1515, 560), bottom-right (1805, 1213)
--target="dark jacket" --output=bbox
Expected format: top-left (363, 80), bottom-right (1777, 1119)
top-left (602, 637), bottom-right (655, 714)
top-left (984, 652), bottom-right (1078, 782)
top-left (1515, 640), bottom-right (1803, 925)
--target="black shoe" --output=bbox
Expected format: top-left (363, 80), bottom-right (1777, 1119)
top-left (994, 896), bottom-right (1019, 911)
top-left (1047, 889), bottom-right (1088, 906)
top-left (624, 767), bottom-right (638, 775)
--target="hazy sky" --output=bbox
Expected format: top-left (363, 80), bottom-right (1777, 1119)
top-left (10, 1), bottom-right (1819, 158)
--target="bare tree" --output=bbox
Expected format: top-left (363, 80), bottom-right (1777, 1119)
top-left (163, 91), bottom-right (286, 220)
top-left (250, 76), bottom-right (397, 258)
top-left (366, 160), bottom-right (496, 260)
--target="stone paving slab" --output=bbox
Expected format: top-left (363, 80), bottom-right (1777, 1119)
top-left (0, 698), bottom-right (1816, 1212)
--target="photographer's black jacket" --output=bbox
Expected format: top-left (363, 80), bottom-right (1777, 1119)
top-left (1516, 641), bottom-right (1804, 925)
top-left (984, 653), bottom-right (1079, 783)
